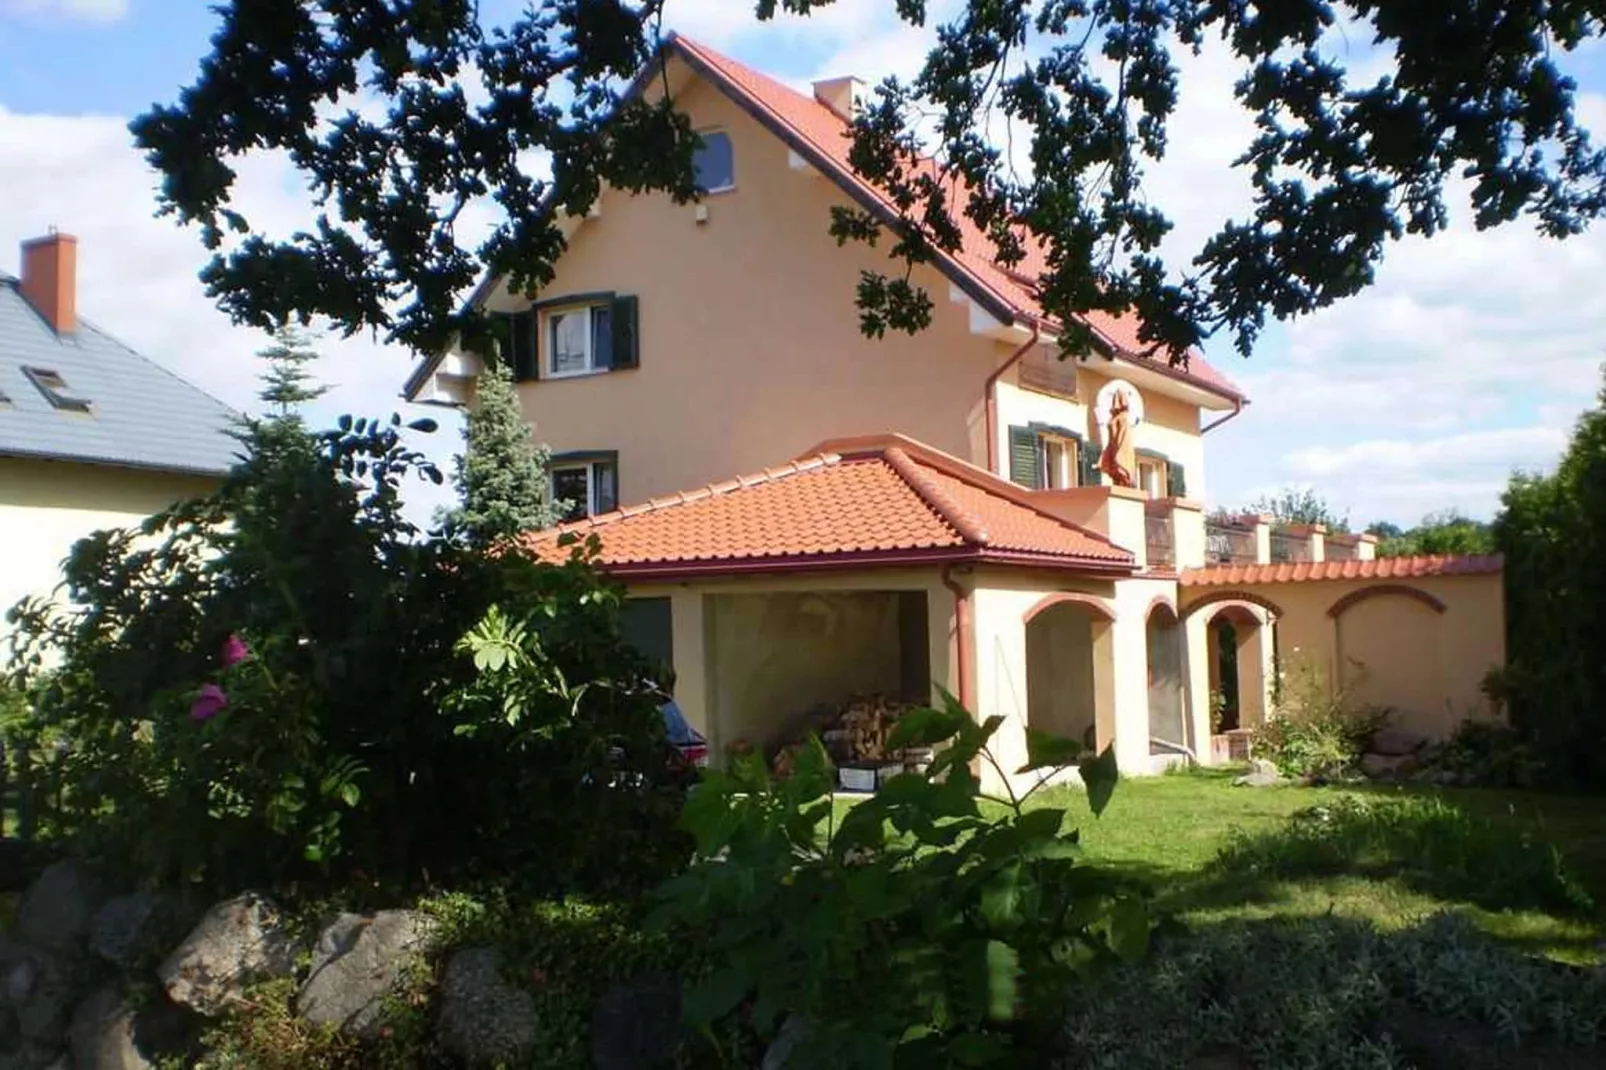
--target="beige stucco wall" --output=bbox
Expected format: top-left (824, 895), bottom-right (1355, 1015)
top-left (483, 56), bottom-right (1214, 509)
top-left (1181, 572), bottom-right (1507, 740)
top-left (503, 64), bottom-right (1017, 503)
top-left (0, 457), bottom-right (217, 627)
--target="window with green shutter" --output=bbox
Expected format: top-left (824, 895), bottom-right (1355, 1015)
top-left (1008, 425), bottom-right (1043, 489)
top-left (610, 294), bottom-right (639, 369)
top-left (1166, 459), bottom-right (1187, 498)
top-left (531, 292), bottom-right (640, 377)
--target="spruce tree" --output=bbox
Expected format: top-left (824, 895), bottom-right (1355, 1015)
top-left (256, 325), bottom-right (328, 419)
top-left (446, 358), bottom-right (560, 544)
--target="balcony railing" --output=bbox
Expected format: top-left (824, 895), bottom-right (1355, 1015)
top-left (1269, 530), bottom-right (1312, 563)
top-left (1325, 535), bottom-right (1359, 562)
top-left (1205, 521), bottom-right (1256, 565)
top-left (1145, 503), bottom-right (1175, 569)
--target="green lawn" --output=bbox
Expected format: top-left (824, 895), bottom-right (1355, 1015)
top-left (1034, 768), bottom-right (1606, 963)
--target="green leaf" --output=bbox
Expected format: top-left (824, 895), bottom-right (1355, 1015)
top-left (684, 966), bottom-right (750, 1026)
top-left (947, 1031), bottom-right (1009, 1066)
top-left (1107, 895), bottom-right (1150, 962)
top-left (886, 704), bottom-right (966, 750)
top-left (983, 940), bottom-right (1019, 1022)
top-left (979, 862), bottom-right (1021, 928)
top-left (1078, 745), bottom-right (1120, 818)
top-left (1016, 727), bottom-right (1083, 773)
top-left (1014, 807), bottom-right (1065, 840)
top-left (789, 735), bottom-right (835, 801)
top-left (338, 782), bottom-right (360, 808)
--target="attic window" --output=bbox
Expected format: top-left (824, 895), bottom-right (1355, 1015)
top-left (22, 367), bottom-right (91, 412)
top-left (694, 130), bottom-right (734, 193)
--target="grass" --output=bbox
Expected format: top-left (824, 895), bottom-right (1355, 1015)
top-left (837, 767), bottom-right (1606, 964)
top-left (1035, 768), bottom-right (1606, 963)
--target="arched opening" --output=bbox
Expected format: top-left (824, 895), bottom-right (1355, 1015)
top-left (1146, 603), bottom-right (1188, 756)
top-left (1025, 601), bottom-right (1105, 752)
top-left (1199, 603), bottom-right (1271, 742)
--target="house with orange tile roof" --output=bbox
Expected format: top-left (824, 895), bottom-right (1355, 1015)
top-left (403, 35), bottom-right (1506, 788)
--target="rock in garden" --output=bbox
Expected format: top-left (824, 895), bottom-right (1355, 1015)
top-left (590, 971), bottom-right (682, 1070)
top-left (1360, 753), bottom-right (1419, 780)
top-left (438, 947), bottom-right (538, 1064)
top-left (89, 893), bottom-right (159, 969)
top-left (1232, 758), bottom-right (1284, 787)
top-left (158, 893), bottom-right (299, 1017)
top-left (15, 861), bottom-right (102, 957)
top-left (0, 933), bottom-right (80, 1050)
top-left (67, 988), bottom-right (151, 1070)
top-left (296, 911), bottom-right (438, 1038)
top-left (1370, 727), bottom-right (1428, 757)
top-left (761, 1015), bottom-right (810, 1070)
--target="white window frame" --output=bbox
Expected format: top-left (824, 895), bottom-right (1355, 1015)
top-left (694, 128), bottom-right (736, 195)
top-left (1138, 457), bottom-right (1167, 498)
top-left (1039, 433), bottom-right (1077, 490)
top-left (543, 302), bottom-right (609, 379)
top-left (552, 459), bottom-right (617, 520)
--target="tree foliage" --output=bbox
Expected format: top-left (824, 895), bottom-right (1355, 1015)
top-left (1492, 366), bottom-right (1606, 786)
top-left (1248, 487), bottom-right (1350, 532)
top-left (444, 357), bottom-right (564, 544)
top-left (1369, 510), bottom-right (1494, 557)
top-left (255, 324), bottom-right (329, 418)
top-left (132, 1), bottom-right (1606, 361)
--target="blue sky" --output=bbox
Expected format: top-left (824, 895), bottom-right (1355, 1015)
top-left (2, 0), bottom-right (1604, 526)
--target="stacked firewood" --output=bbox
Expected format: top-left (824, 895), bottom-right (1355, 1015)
top-left (822, 694), bottom-right (910, 765)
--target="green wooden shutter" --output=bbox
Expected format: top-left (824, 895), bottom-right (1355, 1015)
top-left (1166, 459), bottom-right (1187, 498)
top-left (610, 294), bottom-right (639, 369)
top-left (1008, 426), bottom-right (1043, 489)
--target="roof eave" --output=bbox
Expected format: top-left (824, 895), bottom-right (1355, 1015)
top-left (574, 544), bottom-right (1133, 582)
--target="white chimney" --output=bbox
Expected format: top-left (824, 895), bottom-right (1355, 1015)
top-left (812, 76), bottom-right (868, 121)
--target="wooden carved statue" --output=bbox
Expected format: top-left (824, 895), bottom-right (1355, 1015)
top-left (1098, 386), bottom-right (1138, 487)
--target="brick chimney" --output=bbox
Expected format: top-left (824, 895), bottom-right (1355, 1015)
top-left (19, 230), bottom-right (78, 334)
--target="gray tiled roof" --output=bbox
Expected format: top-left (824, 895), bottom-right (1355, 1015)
top-left (0, 276), bottom-right (241, 476)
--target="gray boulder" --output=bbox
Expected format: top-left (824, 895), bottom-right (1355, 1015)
top-left (158, 893), bottom-right (298, 1017)
top-left (1371, 727), bottom-right (1428, 757)
top-left (89, 894), bottom-right (158, 970)
top-left (438, 948), bottom-right (538, 1064)
top-left (15, 862), bottom-right (101, 958)
top-left (590, 971), bottom-right (681, 1069)
top-left (0, 934), bottom-right (79, 1050)
top-left (1360, 753), bottom-right (1418, 780)
top-left (761, 1015), bottom-right (810, 1070)
top-left (296, 911), bottom-right (438, 1038)
top-left (66, 989), bottom-right (151, 1070)
top-left (1232, 758), bottom-right (1284, 787)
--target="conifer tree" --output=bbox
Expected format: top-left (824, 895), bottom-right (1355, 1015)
top-left (446, 358), bottom-right (561, 544)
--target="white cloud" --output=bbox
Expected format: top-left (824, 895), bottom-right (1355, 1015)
top-left (0, 105), bottom-right (461, 519)
top-left (0, 0), bottom-right (126, 23)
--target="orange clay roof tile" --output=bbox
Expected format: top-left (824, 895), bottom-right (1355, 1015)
top-left (1180, 554), bottom-right (1504, 587)
top-left (522, 433), bottom-right (1134, 578)
top-left (670, 34), bottom-right (1244, 403)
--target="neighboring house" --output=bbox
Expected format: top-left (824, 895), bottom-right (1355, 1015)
top-left (403, 36), bottom-right (1506, 790)
top-left (0, 232), bottom-right (238, 623)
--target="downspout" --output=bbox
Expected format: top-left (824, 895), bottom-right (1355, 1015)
top-left (940, 563), bottom-right (975, 713)
top-left (983, 323), bottom-right (1043, 475)
top-left (1201, 399), bottom-right (1244, 434)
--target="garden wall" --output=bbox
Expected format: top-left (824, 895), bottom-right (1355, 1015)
top-left (1181, 565), bottom-right (1506, 739)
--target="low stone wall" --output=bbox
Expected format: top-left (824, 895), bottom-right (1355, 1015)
top-left (0, 859), bottom-right (685, 1069)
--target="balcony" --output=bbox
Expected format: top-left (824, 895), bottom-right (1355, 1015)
top-left (1269, 530), bottom-right (1312, 563)
top-left (1325, 534), bottom-right (1361, 561)
top-left (1205, 518), bottom-right (1257, 565)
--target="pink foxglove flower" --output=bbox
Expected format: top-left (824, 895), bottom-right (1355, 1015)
top-left (221, 633), bottom-right (249, 668)
top-left (191, 684), bottom-right (228, 722)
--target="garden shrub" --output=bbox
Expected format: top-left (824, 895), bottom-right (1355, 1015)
top-left (1419, 718), bottom-right (1547, 788)
top-left (652, 696), bottom-right (1146, 1069)
top-left (2, 413), bottom-right (688, 900)
top-left (1253, 657), bottom-right (1386, 780)
top-left (1062, 912), bottom-right (1606, 1069)
top-left (1206, 795), bottom-right (1592, 915)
